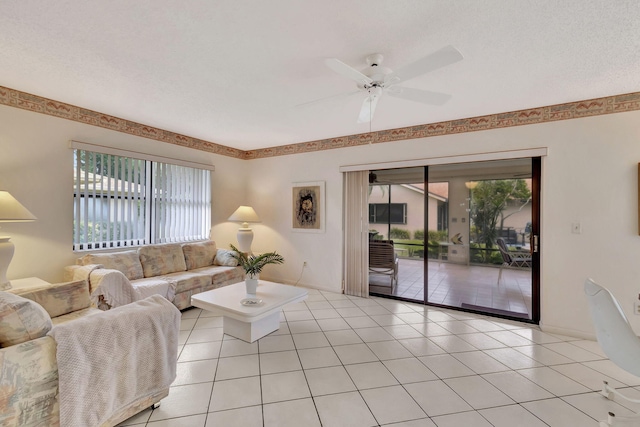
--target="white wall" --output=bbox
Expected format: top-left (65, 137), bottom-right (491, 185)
top-left (3, 102), bottom-right (640, 338)
top-left (0, 105), bottom-right (248, 282)
top-left (225, 149), bottom-right (347, 293)
top-left (240, 112), bottom-right (640, 338)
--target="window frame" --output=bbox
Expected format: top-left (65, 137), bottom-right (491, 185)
top-left (73, 148), bottom-right (211, 251)
top-left (368, 203), bottom-right (408, 225)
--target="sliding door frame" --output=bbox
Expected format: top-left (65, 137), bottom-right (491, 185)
top-left (421, 158), bottom-right (541, 324)
top-left (349, 148), bottom-right (545, 324)
top-left (531, 157), bottom-right (541, 323)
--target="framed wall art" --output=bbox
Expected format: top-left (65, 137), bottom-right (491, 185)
top-left (292, 181), bottom-right (325, 233)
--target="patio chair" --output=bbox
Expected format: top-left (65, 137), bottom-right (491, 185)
top-left (584, 278), bottom-right (640, 427)
top-left (369, 240), bottom-right (398, 290)
top-left (496, 238), bottom-right (531, 284)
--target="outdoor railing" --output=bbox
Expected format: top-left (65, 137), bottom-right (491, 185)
top-left (387, 240), bottom-right (530, 267)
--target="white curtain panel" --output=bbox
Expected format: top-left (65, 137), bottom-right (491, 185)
top-left (343, 170), bottom-right (369, 297)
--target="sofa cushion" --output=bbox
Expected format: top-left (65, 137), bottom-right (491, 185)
top-left (214, 249), bottom-right (239, 267)
top-left (16, 280), bottom-right (91, 318)
top-left (0, 291), bottom-right (52, 347)
top-left (148, 271), bottom-right (212, 294)
top-left (81, 250), bottom-right (144, 281)
top-left (170, 266), bottom-right (245, 310)
top-left (139, 244), bottom-right (187, 277)
top-left (52, 307), bottom-right (102, 326)
top-left (190, 265), bottom-right (244, 285)
top-left (182, 240), bottom-right (217, 270)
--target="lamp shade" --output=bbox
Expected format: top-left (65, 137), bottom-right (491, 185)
top-left (228, 206), bottom-right (260, 226)
top-left (0, 191), bottom-right (37, 222)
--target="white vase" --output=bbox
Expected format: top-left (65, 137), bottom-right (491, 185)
top-left (245, 274), bottom-right (259, 296)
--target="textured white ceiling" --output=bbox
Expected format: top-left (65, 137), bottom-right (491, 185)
top-left (1, 1), bottom-right (639, 151)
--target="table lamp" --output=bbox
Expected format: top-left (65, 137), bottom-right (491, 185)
top-left (0, 191), bottom-right (37, 290)
top-left (228, 205), bottom-right (260, 253)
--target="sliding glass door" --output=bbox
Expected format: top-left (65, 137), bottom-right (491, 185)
top-left (368, 158), bottom-right (540, 323)
top-left (368, 167), bottom-right (426, 301)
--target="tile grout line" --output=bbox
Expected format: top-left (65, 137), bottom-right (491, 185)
top-left (145, 290), bottom-right (629, 426)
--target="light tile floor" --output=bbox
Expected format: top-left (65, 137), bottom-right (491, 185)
top-left (118, 289), bottom-right (639, 427)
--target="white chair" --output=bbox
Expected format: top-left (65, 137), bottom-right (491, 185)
top-left (496, 238), bottom-right (531, 284)
top-left (584, 278), bottom-right (640, 427)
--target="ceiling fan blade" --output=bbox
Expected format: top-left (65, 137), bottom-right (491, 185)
top-left (357, 94), bottom-right (380, 123)
top-left (386, 86), bottom-right (452, 106)
top-left (388, 45), bottom-right (463, 84)
top-left (324, 58), bottom-right (373, 86)
top-left (295, 90), bottom-right (361, 108)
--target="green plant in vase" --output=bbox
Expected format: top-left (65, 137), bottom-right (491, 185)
top-left (229, 244), bottom-right (285, 295)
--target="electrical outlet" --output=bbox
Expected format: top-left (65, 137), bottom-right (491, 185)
top-left (635, 300), bottom-right (640, 315)
top-left (303, 261), bottom-right (307, 267)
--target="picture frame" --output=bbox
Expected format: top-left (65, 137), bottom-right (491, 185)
top-left (292, 181), bottom-right (325, 233)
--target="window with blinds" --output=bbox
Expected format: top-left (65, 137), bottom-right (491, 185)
top-left (73, 149), bottom-right (211, 250)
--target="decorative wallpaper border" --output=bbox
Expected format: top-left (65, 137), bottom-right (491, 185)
top-left (245, 92), bottom-right (640, 159)
top-left (0, 85), bottom-right (245, 159)
top-left (1, 84), bottom-right (639, 160)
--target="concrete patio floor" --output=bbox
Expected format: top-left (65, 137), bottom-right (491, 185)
top-left (370, 258), bottom-right (533, 320)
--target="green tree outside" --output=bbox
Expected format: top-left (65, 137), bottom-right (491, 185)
top-left (470, 179), bottom-right (531, 262)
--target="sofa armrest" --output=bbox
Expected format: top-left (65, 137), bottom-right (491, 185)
top-left (0, 336), bottom-right (59, 426)
top-left (63, 264), bottom-right (103, 293)
top-left (17, 280), bottom-right (91, 318)
top-left (63, 265), bottom-right (81, 281)
top-left (49, 295), bottom-right (179, 427)
top-left (87, 268), bottom-right (137, 308)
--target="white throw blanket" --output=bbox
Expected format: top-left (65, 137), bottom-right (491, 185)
top-left (73, 264), bottom-right (176, 308)
top-left (48, 295), bottom-right (180, 427)
top-left (88, 268), bottom-right (139, 307)
top-left (134, 277), bottom-right (177, 304)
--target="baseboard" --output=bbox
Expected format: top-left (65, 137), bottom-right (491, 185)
top-left (539, 323), bottom-right (595, 340)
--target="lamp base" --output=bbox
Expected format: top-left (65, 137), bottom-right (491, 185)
top-left (236, 228), bottom-right (254, 254)
top-left (0, 237), bottom-right (14, 290)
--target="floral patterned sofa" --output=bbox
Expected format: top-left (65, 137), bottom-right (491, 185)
top-left (0, 279), bottom-right (180, 426)
top-left (65, 240), bottom-right (244, 310)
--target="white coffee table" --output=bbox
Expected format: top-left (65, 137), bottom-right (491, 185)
top-left (191, 280), bottom-right (308, 343)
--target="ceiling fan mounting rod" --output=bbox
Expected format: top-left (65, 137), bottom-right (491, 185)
top-left (366, 53), bottom-right (384, 67)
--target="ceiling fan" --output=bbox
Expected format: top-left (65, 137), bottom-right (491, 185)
top-left (303, 45), bottom-right (463, 124)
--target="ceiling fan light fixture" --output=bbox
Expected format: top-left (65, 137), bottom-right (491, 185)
top-left (367, 86), bottom-right (383, 98)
